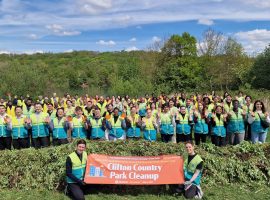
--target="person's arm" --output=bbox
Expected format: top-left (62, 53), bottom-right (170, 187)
top-left (121, 118), bottom-right (126, 129)
top-left (66, 156), bottom-right (85, 185)
top-left (186, 161), bottom-right (203, 184)
top-left (48, 121), bottom-right (54, 132)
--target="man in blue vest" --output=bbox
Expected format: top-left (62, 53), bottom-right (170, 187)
top-left (66, 139), bottom-right (88, 200)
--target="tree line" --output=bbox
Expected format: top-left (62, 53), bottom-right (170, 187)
top-left (0, 29), bottom-right (269, 98)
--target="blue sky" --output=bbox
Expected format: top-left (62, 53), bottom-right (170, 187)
top-left (0, 0), bottom-right (269, 54)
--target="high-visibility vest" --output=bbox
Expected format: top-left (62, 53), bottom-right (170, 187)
top-left (160, 113), bottom-right (174, 135)
top-left (194, 113), bottom-right (209, 134)
top-left (52, 117), bottom-right (67, 139)
top-left (212, 115), bottom-right (226, 137)
top-left (108, 116), bottom-right (124, 138)
top-left (7, 106), bottom-right (16, 117)
top-left (251, 112), bottom-right (268, 134)
top-left (30, 112), bottom-right (49, 138)
top-left (12, 115), bottom-right (28, 139)
top-left (176, 114), bottom-right (190, 135)
top-left (227, 110), bottom-right (245, 134)
top-left (126, 114), bottom-right (140, 138)
top-left (97, 102), bottom-right (107, 116)
top-left (184, 154), bottom-right (203, 185)
top-left (66, 151), bottom-right (87, 183)
top-left (72, 117), bottom-right (87, 139)
top-left (143, 117), bottom-right (157, 141)
top-left (0, 114), bottom-right (12, 137)
top-left (90, 117), bottom-right (105, 139)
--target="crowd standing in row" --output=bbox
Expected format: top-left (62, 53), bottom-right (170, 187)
top-left (0, 92), bottom-right (269, 150)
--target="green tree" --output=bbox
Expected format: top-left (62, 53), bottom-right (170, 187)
top-left (250, 44), bottom-right (270, 89)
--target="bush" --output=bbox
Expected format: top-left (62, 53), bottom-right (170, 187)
top-left (0, 140), bottom-right (269, 191)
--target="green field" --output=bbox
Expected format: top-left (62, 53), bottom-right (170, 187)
top-left (1, 184), bottom-right (270, 200)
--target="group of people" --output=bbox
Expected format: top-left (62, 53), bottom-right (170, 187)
top-left (67, 139), bottom-right (203, 200)
top-left (0, 91), bottom-right (269, 150)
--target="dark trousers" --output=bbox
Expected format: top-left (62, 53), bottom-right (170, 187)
top-left (32, 137), bottom-right (50, 148)
top-left (245, 122), bottom-right (252, 141)
top-left (13, 138), bottom-right (30, 149)
top-left (161, 134), bottom-right (173, 143)
top-left (68, 183), bottom-right (85, 200)
top-left (176, 134), bottom-right (191, 143)
top-left (194, 133), bottom-right (207, 145)
top-left (177, 184), bottom-right (198, 199)
top-left (212, 135), bottom-right (226, 147)
top-left (0, 137), bottom-right (12, 150)
top-left (52, 138), bottom-right (69, 146)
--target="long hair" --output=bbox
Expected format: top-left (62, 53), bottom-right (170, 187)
top-left (253, 100), bottom-right (266, 113)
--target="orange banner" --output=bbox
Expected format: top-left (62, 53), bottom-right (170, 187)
top-left (84, 154), bottom-right (184, 185)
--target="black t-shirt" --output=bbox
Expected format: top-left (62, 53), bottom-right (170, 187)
top-left (187, 154), bottom-right (203, 170)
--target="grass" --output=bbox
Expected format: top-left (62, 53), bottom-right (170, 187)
top-left (1, 184), bottom-right (270, 200)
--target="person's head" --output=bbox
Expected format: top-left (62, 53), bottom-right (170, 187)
top-left (75, 106), bottom-right (83, 117)
top-left (198, 102), bottom-right (204, 112)
top-left (56, 107), bottom-right (64, 118)
top-left (146, 108), bottom-right (152, 118)
top-left (151, 102), bottom-right (156, 110)
top-left (196, 95), bottom-right (202, 102)
top-left (213, 96), bottom-right (219, 103)
top-left (226, 95), bottom-right (232, 103)
top-left (233, 100), bottom-right (239, 109)
top-left (203, 97), bottom-right (210, 105)
top-left (223, 91), bottom-right (229, 99)
top-left (130, 106), bottom-right (137, 115)
top-left (238, 91), bottom-right (243, 97)
top-left (169, 99), bottom-right (175, 107)
top-left (34, 103), bottom-right (42, 113)
top-left (186, 99), bottom-right (191, 107)
top-left (0, 105), bottom-right (6, 115)
top-left (215, 105), bottom-right (223, 114)
top-left (94, 107), bottom-right (101, 118)
top-left (66, 100), bottom-right (72, 107)
top-left (181, 93), bottom-right (186, 99)
top-left (44, 97), bottom-right (49, 103)
top-left (15, 106), bottom-right (23, 117)
top-left (26, 98), bottom-right (32, 106)
top-left (163, 104), bottom-right (169, 113)
top-left (253, 100), bottom-right (266, 113)
top-left (107, 104), bottom-right (113, 112)
top-left (185, 141), bottom-right (195, 155)
top-left (245, 95), bottom-right (252, 104)
top-left (7, 100), bottom-right (12, 106)
top-left (47, 103), bottom-right (54, 111)
top-left (113, 107), bottom-right (119, 116)
top-left (86, 101), bottom-right (93, 107)
top-left (99, 96), bottom-right (104, 102)
top-left (180, 106), bottom-right (186, 114)
top-left (76, 139), bottom-right (86, 154)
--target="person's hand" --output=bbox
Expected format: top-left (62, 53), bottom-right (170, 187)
top-left (5, 116), bottom-right (11, 124)
top-left (265, 112), bottom-right (269, 117)
top-left (25, 118), bottom-right (31, 124)
top-left (194, 111), bottom-right (198, 117)
top-left (44, 116), bottom-right (51, 124)
top-left (67, 137), bottom-right (72, 143)
top-left (212, 113), bottom-right (216, 119)
top-left (250, 112), bottom-right (255, 117)
top-left (184, 181), bottom-right (192, 185)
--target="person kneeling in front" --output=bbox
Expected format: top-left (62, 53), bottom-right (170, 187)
top-left (66, 139), bottom-right (88, 200)
top-left (177, 141), bottom-right (203, 199)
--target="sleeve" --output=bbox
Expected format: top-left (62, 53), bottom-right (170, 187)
top-left (196, 161), bottom-right (203, 171)
top-left (211, 118), bottom-right (216, 127)
top-left (48, 121), bottom-right (54, 132)
top-left (66, 156), bottom-right (84, 185)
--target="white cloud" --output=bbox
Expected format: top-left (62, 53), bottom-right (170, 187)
top-left (0, 50), bottom-right (11, 54)
top-left (64, 49), bottom-right (74, 53)
top-left (152, 36), bottom-right (161, 43)
top-left (77, 0), bottom-right (112, 14)
top-left (129, 37), bottom-right (136, 42)
top-left (28, 34), bottom-right (38, 40)
top-left (46, 24), bottom-right (81, 36)
top-left (96, 40), bottom-right (116, 46)
top-left (234, 29), bottom-right (270, 53)
top-left (197, 19), bottom-right (214, 26)
top-left (125, 46), bottom-right (139, 52)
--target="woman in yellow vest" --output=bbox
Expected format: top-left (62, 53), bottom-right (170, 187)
top-left (177, 141), bottom-right (203, 198)
top-left (66, 139), bottom-right (87, 200)
top-left (141, 108), bottom-right (158, 141)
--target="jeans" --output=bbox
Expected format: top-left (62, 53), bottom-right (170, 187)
top-left (251, 131), bottom-right (267, 143)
